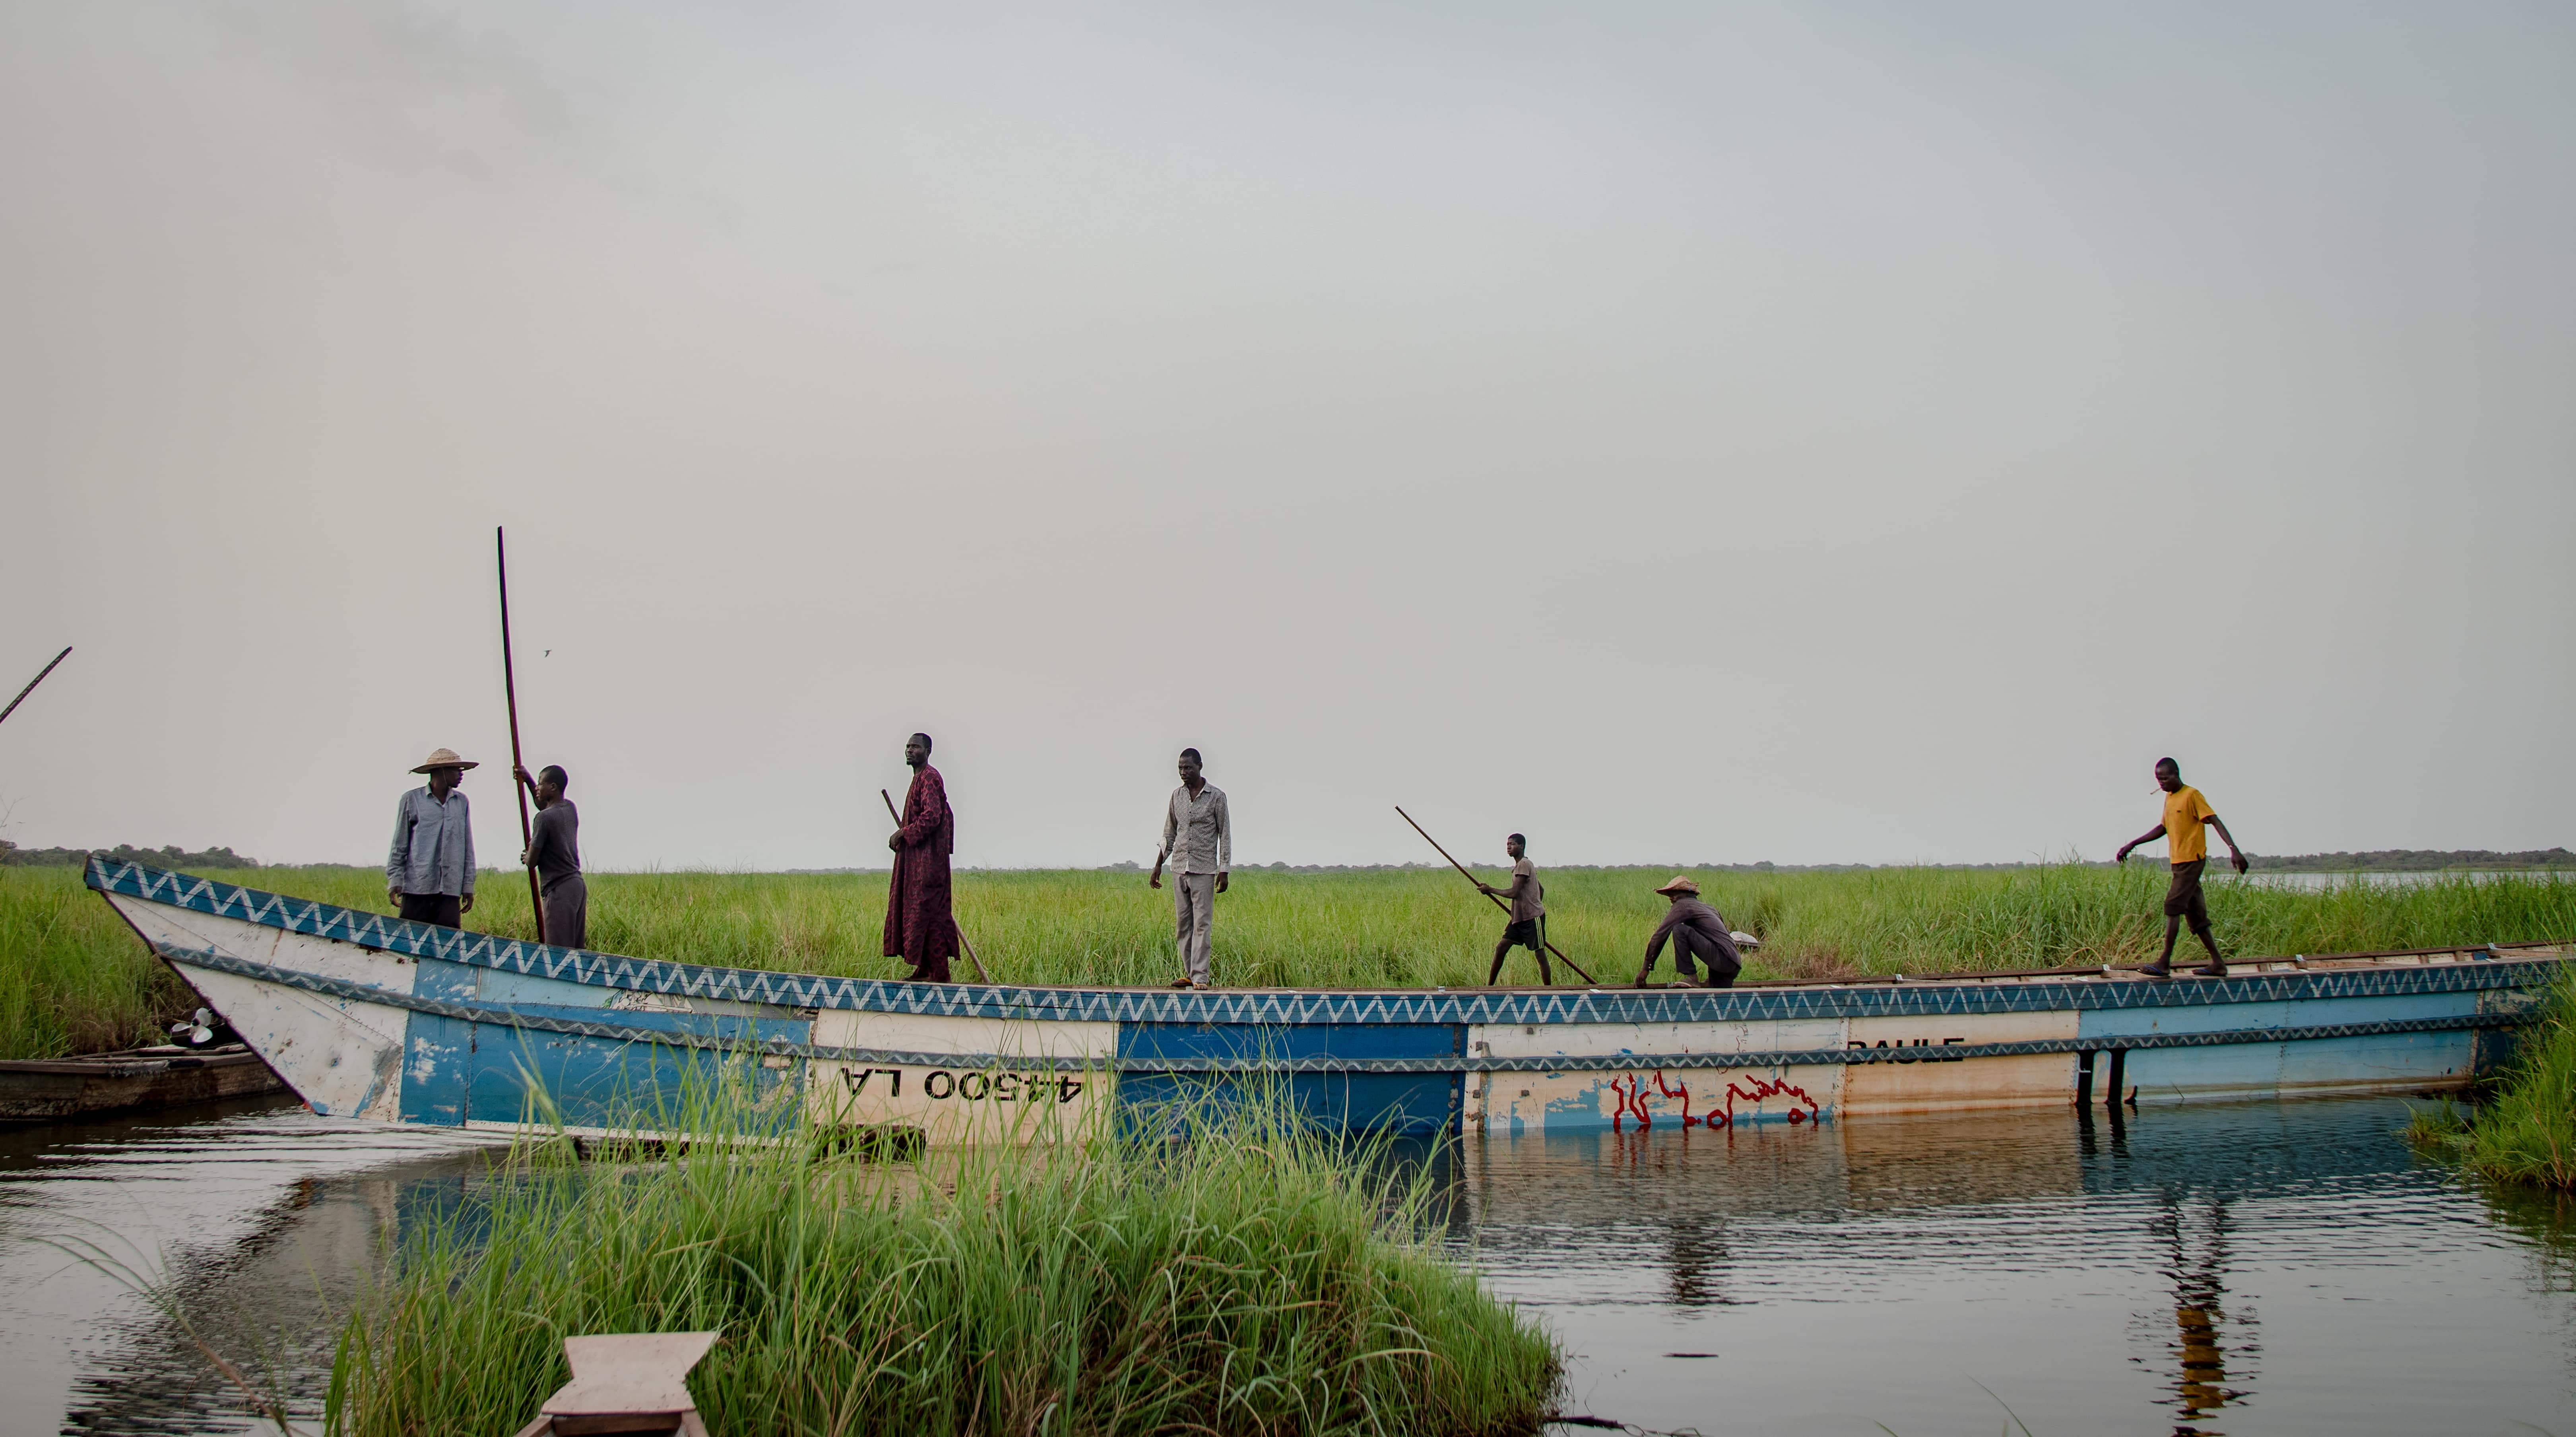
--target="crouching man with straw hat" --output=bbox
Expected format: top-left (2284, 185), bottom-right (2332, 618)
top-left (1636, 876), bottom-right (1743, 989)
top-left (388, 748), bottom-right (477, 930)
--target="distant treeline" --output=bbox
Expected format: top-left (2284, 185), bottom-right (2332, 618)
top-left (1139, 860), bottom-right (2070, 875)
top-left (0, 842), bottom-right (260, 869)
top-left (6, 845), bottom-right (2566, 874)
top-left (1203, 855), bottom-right (2576, 874)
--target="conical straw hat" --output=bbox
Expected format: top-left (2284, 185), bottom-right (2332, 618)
top-left (1653, 874), bottom-right (1699, 895)
top-left (411, 747), bottom-right (479, 774)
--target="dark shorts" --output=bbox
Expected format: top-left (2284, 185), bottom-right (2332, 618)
top-left (541, 874), bottom-right (588, 950)
top-left (1501, 918), bottom-right (1544, 951)
top-left (2164, 859), bottom-right (2210, 928)
top-left (398, 892), bottom-right (462, 929)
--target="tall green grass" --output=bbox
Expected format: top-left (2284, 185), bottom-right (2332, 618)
top-left (2410, 968), bottom-right (2576, 1189)
top-left (0, 866), bottom-right (194, 1057)
top-left (324, 1078), bottom-right (1560, 1437)
top-left (8, 861), bottom-right (2571, 1058)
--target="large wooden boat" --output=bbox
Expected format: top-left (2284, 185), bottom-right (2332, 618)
top-left (85, 856), bottom-right (2565, 1141)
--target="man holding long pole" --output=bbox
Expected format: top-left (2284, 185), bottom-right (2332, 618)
top-left (884, 732), bottom-right (959, 983)
top-left (1395, 806), bottom-right (1600, 985)
top-left (515, 763), bottom-right (586, 948)
top-left (1477, 833), bottom-right (1552, 985)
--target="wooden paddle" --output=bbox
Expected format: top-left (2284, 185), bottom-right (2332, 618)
top-left (1394, 806), bottom-right (1599, 985)
top-left (882, 787), bottom-right (993, 983)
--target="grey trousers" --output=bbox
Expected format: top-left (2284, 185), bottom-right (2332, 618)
top-left (542, 874), bottom-right (588, 950)
top-left (1669, 925), bottom-right (1741, 986)
top-left (1173, 872), bottom-right (1217, 984)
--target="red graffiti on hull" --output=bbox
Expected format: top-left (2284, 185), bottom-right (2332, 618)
top-left (1610, 1069), bottom-right (1822, 1130)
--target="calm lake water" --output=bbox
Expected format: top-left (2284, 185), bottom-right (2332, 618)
top-left (3, 1095), bottom-right (2572, 1436)
top-left (2230, 869), bottom-right (2567, 891)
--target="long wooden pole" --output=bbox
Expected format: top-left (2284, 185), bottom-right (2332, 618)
top-left (496, 528), bottom-right (547, 944)
top-left (884, 787), bottom-right (993, 983)
top-left (0, 647), bottom-right (71, 729)
top-left (1394, 806), bottom-right (1600, 985)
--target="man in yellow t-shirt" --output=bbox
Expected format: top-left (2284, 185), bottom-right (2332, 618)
top-left (2116, 757), bottom-right (2248, 977)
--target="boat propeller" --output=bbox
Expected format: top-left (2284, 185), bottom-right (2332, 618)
top-left (169, 1008), bottom-right (216, 1046)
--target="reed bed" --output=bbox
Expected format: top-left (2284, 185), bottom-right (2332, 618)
top-left (0, 865), bottom-right (195, 1057)
top-left (324, 1080), bottom-right (1560, 1437)
top-left (2409, 967), bottom-right (2576, 1190)
top-left (7, 862), bottom-right (2571, 1058)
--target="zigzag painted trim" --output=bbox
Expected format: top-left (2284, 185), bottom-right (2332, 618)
top-left (97, 857), bottom-right (2563, 1024)
top-left (161, 946), bottom-right (2518, 1075)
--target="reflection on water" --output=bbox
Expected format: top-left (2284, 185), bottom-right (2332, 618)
top-left (1454, 1099), bottom-right (2576, 1435)
top-left (0, 1097), bottom-right (502, 1435)
top-left (2, 1095), bottom-right (2573, 1435)
top-left (2157, 1194), bottom-right (2242, 1435)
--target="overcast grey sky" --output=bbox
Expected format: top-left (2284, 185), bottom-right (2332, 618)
top-left (3, 2), bottom-right (2570, 871)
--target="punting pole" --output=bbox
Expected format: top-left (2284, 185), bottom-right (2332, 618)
top-left (0, 647), bottom-right (71, 729)
top-left (496, 528), bottom-right (547, 944)
top-left (1394, 805), bottom-right (1600, 985)
top-left (883, 787), bottom-right (993, 983)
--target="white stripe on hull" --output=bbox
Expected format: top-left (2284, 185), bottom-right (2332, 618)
top-left (807, 1010), bottom-right (1116, 1144)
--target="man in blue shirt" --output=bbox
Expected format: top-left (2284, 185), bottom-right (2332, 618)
top-left (388, 748), bottom-right (477, 928)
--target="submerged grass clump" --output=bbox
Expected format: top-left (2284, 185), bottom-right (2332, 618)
top-left (324, 1082), bottom-right (1560, 1437)
top-left (10, 861), bottom-right (2572, 1056)
top-left (2410, 969), bottom-right (2576, 1190)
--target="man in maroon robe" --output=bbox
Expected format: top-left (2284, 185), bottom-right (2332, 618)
top-left (884, 731), bottom-right (958, 983)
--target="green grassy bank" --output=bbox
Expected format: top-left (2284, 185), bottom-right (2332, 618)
top-left (0, 865), bottom-right (198, 1058)
top-left (2410, 969), bottom-right (2576, 1189)
top-left (7, 862), bottom-right (2572, 1059)
top-left (325, 1091), bottom-right (1559, 1437)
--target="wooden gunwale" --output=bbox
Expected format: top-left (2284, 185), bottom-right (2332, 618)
top-left (0, 1042), bottom-right (286, 1124)
top-left (0, 1045), bottom-right (268, 1077)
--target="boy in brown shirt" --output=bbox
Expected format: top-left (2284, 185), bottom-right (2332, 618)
top-left (1479, 833), bottom-right (1552, 985)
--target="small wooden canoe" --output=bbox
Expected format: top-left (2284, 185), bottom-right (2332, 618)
top-left (0, 1041), bottom-right (284, 1124)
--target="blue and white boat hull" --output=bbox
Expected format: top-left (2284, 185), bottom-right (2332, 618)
top-left (87, 858), bottom-right (2562, 1140)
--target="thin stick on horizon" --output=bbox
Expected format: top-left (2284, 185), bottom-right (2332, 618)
top-left (0, 647), bottom-right (71, 730)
